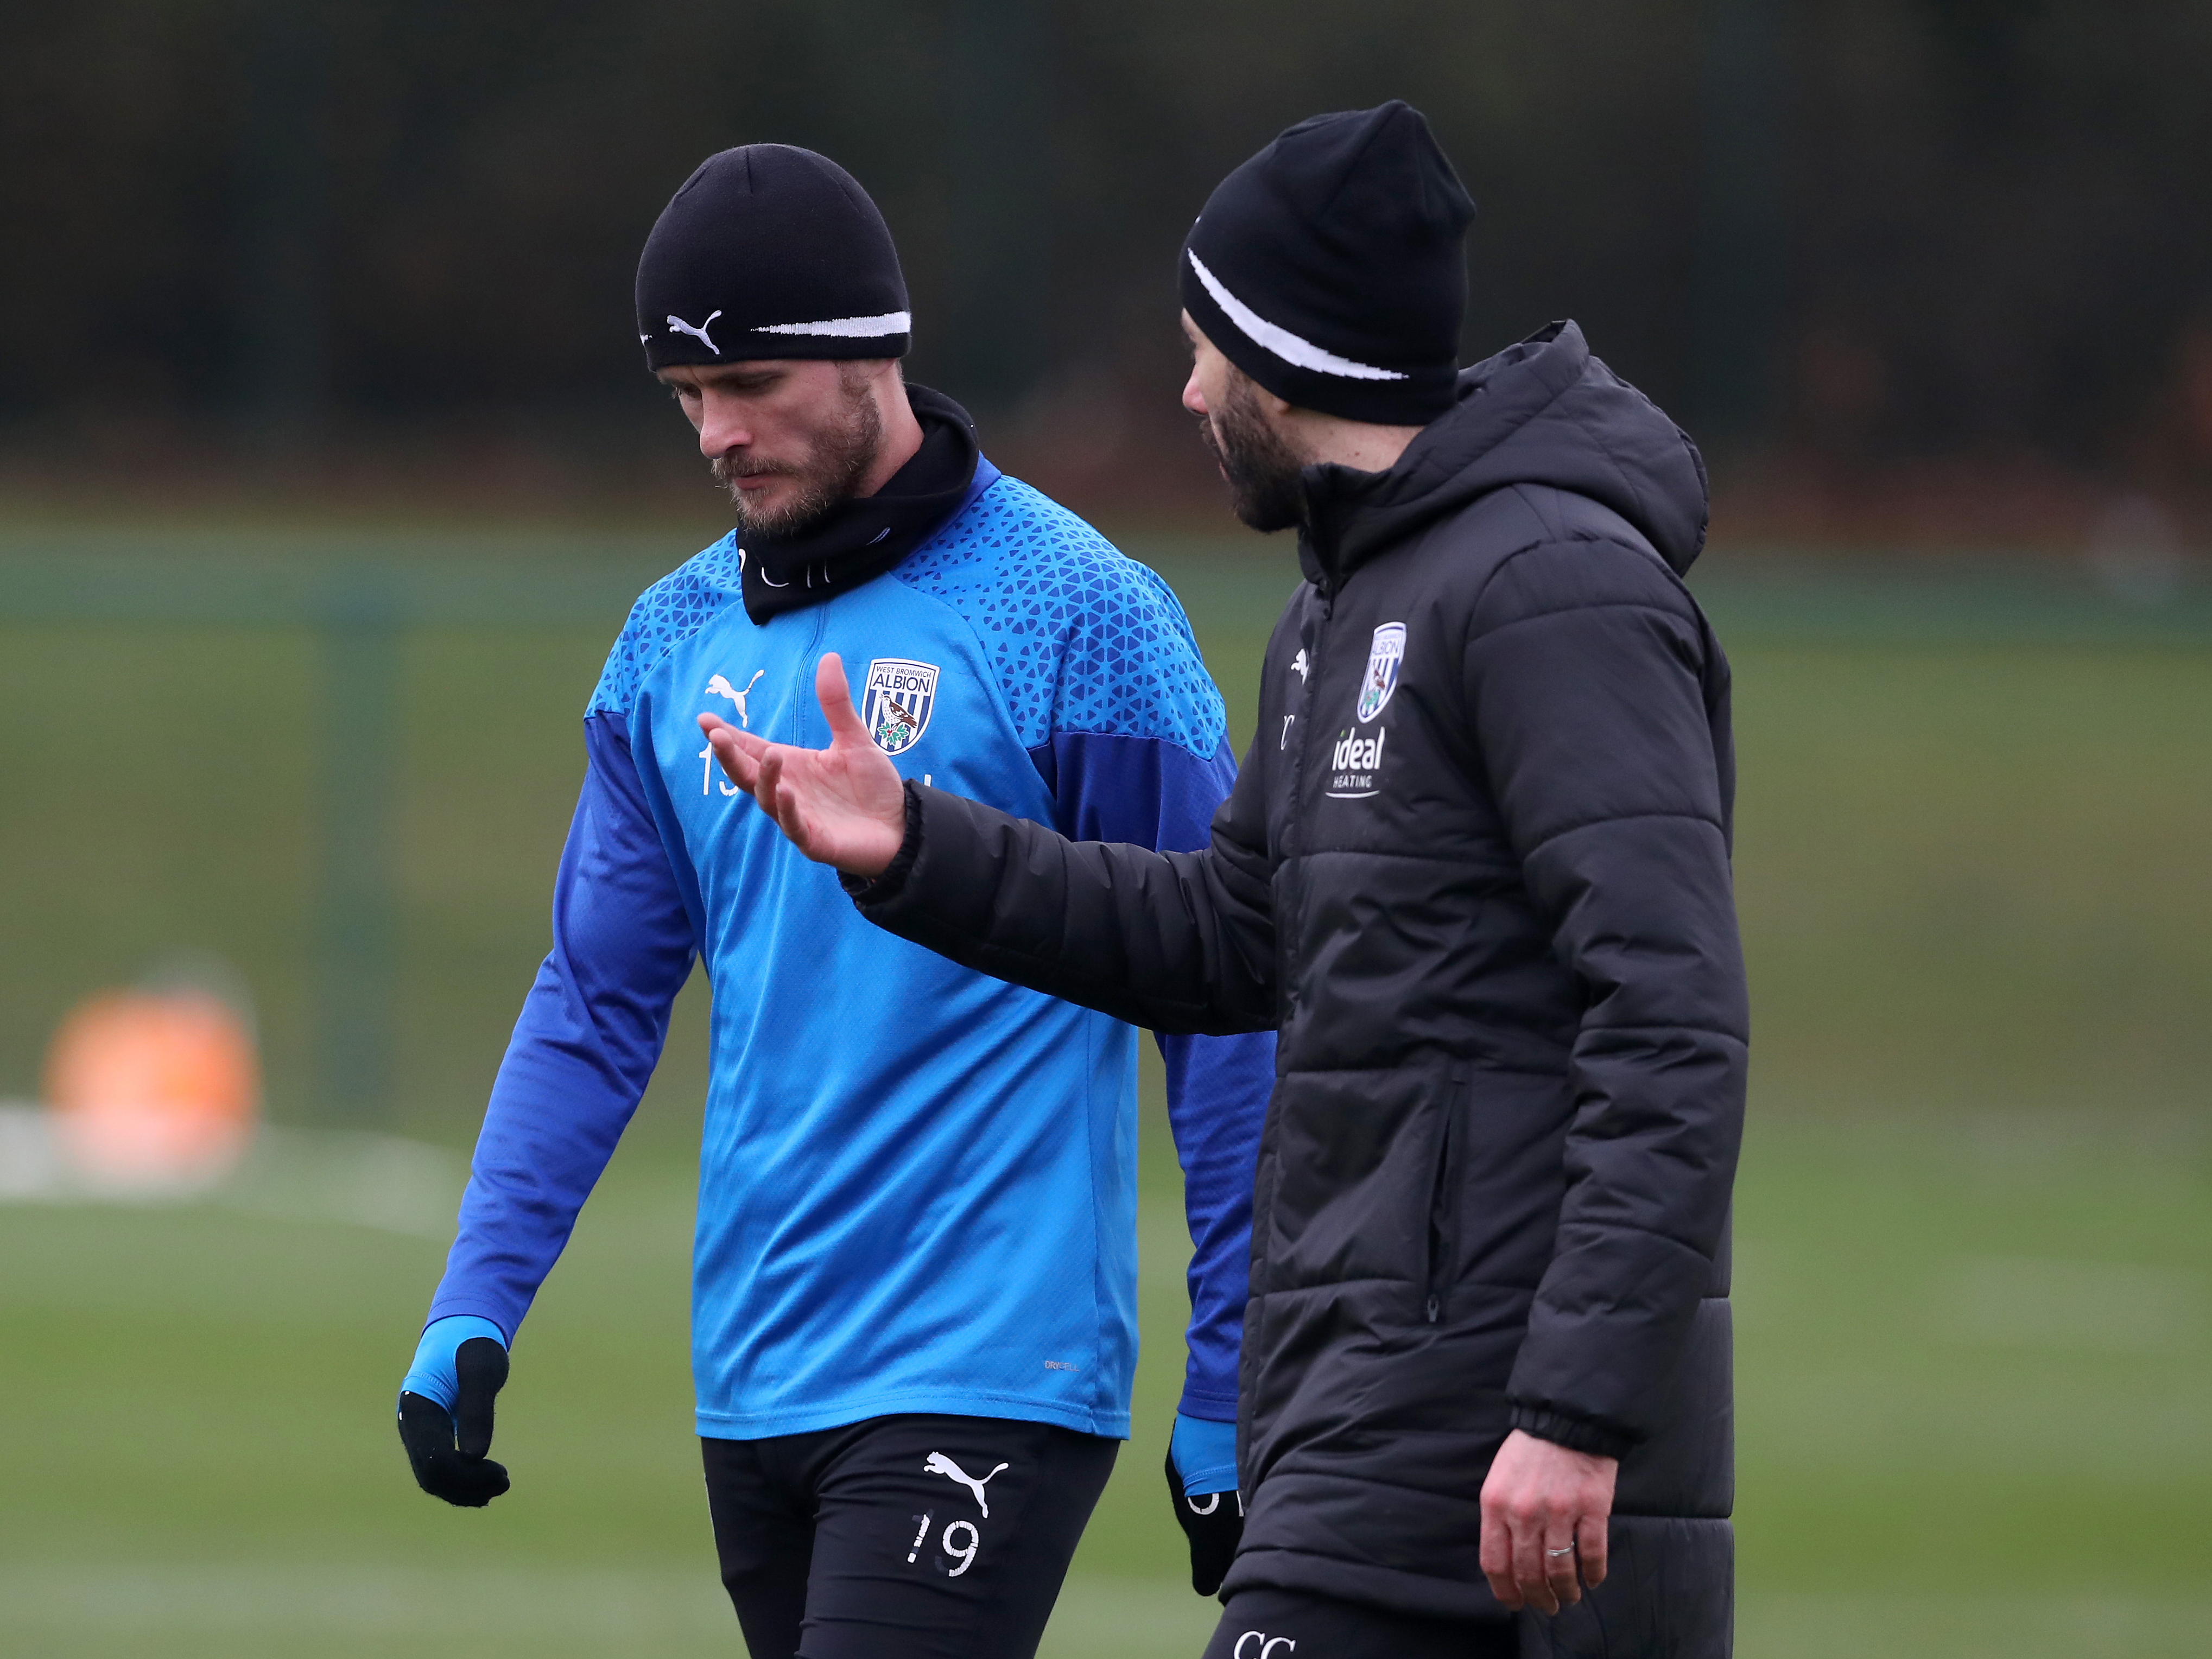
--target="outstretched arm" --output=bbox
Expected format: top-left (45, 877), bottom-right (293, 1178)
top-left (702, 652), bottom-right (1277, 1036)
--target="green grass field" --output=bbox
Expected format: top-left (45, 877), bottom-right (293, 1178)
top-left (1, 531), bottom-right (2208, 1655)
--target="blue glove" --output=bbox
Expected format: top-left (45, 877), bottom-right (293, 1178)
top-left (1167, 1411), bottom-right (1242, 1595)
top-left (1170, 1412), bottom-right (1239, 1496)
top-left (397, 1315), bottom-right (511, 1507)
top-left (401, 1315), bottom-right (505, 1410)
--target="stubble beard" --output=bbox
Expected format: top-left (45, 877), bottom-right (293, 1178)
top-left (712, 372), bottom-right (884, 540)
top-left (1199, 376), bottom-right (1308, 533)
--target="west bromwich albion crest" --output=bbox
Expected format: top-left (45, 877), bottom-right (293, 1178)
top-left (1356, 623), bottom-right (1405, 723)
top-left (863, 658), bottom-right (940, 755)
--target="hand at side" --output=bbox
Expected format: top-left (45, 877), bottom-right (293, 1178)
top-left (699, 652), bottom-right (905, 878)
top-left (396, 1317), bottom-right (512, 1508)
top-left (1165, 1412), bottom-right (1243, 1596)
top-left (1478, 1428), bottom-right (1616, 1615)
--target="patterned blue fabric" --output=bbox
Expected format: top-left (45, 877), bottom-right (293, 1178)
top-left (587, 535), bottom-right (745, 722)
top-left (427, 466), bottom-right (1272, 1442)
top-left (587, 473), bottom-right (1227, 759)
top-left (893, 479), bottom-right (1226, 758)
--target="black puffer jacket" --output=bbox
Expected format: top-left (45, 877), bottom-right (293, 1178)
top-left (855, 321), bottom-right (1747, 1654)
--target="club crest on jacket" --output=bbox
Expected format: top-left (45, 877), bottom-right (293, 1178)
top-left (863, 658), bottom-right (939, 754)
top-left (1357, 623), bottom-right (1405, 722)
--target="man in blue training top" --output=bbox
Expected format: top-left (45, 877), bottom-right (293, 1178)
top-left (393, 143), bottom-right (1274, 1658)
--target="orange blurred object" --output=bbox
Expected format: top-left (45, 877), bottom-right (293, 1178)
top-left (45, 989), bottom-right (261, 1190)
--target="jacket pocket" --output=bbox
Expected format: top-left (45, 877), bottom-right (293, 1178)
top-left (1423, 1069), bottom-right (1472, 1324)
top-left (1263, 1067), bottom-right (1449, 1298)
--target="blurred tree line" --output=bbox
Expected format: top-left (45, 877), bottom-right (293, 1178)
top-left (4, 0), bottom-right (2211, 513)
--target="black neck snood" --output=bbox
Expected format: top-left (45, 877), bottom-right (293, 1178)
top-left (739, 385), bottom-right (979, 624)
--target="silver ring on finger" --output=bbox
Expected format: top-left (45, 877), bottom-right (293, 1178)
top-left (1545, 1545), bottom-right (1576, 1558)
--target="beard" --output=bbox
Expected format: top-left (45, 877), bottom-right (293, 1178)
top-left (1198, 376), bottom-right (1307, 532)
top-left (712, 373), bottom-right (884, 539)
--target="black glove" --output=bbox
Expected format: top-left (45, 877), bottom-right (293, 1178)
top-left (1166, 1444), bottom-right (1244, 1597)
top-left (396, 1336), bottom-right (511, 1507)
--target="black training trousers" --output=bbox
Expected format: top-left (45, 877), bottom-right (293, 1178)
top-left (1203, 1587), bottom-right (1518, 1658)
top-left (702, 1414), bottom-right (1118, 1659)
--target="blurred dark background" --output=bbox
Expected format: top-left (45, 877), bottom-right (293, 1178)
top-left (5, 9), bottom-right (2212, 1657)
top-left (7, 0), bottom-right (2212, 540)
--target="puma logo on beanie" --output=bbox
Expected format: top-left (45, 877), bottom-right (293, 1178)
top-left (636, 144), bottom-right (912, 371)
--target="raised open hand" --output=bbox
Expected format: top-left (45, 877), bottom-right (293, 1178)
top-left (699, 652), bottom-right (907, 877)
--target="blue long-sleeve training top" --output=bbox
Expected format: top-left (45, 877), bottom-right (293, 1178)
top-left (425, 461), bottom-right (1275, 1438)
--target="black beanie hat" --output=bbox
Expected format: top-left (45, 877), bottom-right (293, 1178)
top-left (636, 144), bottom-right (910, 370)
top-left (1180, 102), bottom-right (1475, 425)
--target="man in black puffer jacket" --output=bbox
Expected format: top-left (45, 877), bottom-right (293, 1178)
top-left (702, 103), bottom-right (1747, 1658)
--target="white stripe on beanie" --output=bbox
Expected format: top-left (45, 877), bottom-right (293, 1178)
top-left (753, 310), bottom-right (912, 338)
top-left (1186, 251), bottom-right (1407, 382)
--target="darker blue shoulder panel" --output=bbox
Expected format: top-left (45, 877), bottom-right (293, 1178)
top-left (1035, 730), bottom-right (1237, 851)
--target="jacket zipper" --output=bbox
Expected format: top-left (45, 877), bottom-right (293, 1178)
top-left (1424, 1117), bottom-right (1449, 1324)
top-left (796, 606), bottom-right (831, 743)
top-left (1425, 1070), bottom-right (1469, 1324)
top-left (1287, 590), bottom-right (1335, 813)
top-left (1277, 589), bottom-right (1335, 999)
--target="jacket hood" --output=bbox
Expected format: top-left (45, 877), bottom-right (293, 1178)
top-left (1295, 320), bottom-right (1708, 588)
